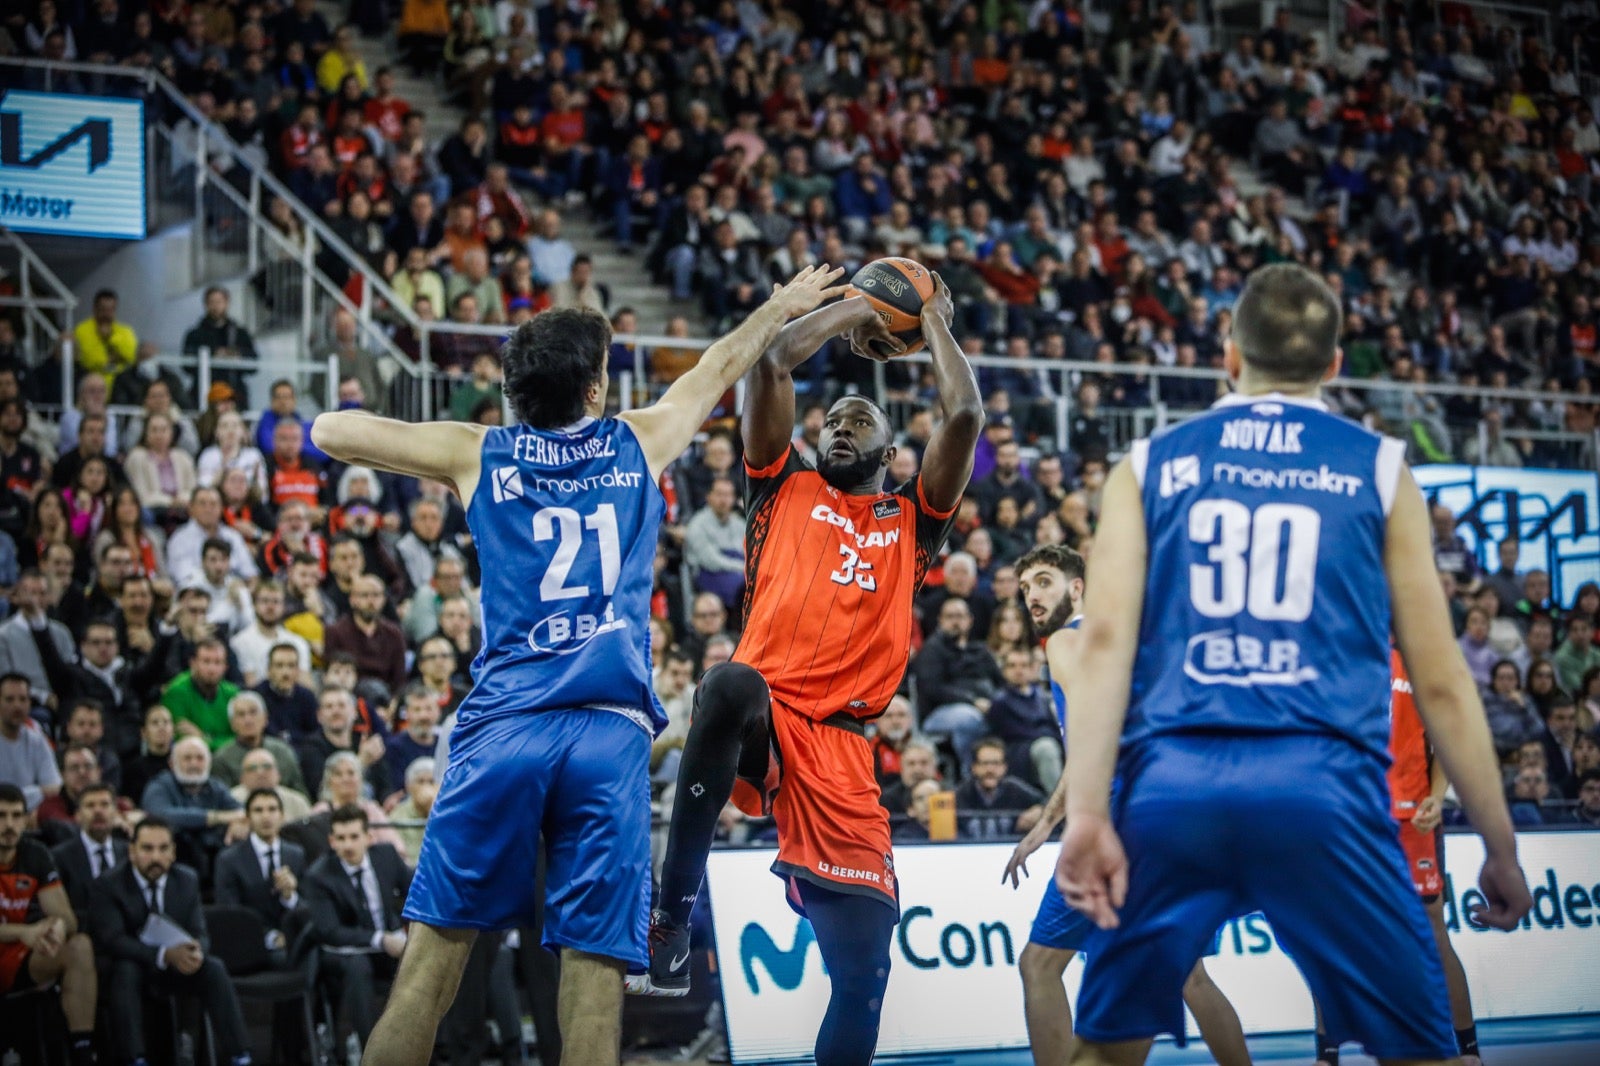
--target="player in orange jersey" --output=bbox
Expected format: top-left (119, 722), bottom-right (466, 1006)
top-left (1315, 647), bottom-right (1481, 1066)
top-left (641, 277), bottom-right (982, 1066)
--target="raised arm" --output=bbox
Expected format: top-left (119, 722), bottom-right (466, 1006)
top-left (1056, 458), bottom-right (1146, 927)
top-left (1386, 466), bottom-right (1530, 930)
top-left (741, 294), bottom-right (879, 469)
top-left (310, 414), bottom-right (488, 506)
top-left (909, 275), bottom-right (983, 513)
top-left (620, 265), bottom-right (850, 480)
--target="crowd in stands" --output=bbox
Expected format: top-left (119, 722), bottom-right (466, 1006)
top-left (4, 0), bottom-right (1600, 1058)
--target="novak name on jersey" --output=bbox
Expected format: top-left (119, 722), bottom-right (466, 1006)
top-left (1129, 393), bottom-right (1408, 761)
top-left (463, 419), bottom-right (667, 735)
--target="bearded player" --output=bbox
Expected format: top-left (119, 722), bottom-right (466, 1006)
top-left (1000, 546), bottom-right (1249, 1066)
top-left (643, 276), bottom-right (983, 1066)
top-left (1314, 647), bottom-right (1481, 1066)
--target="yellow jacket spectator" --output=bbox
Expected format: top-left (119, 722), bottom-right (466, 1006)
top-left (316, 25), bottom-right (369, 94)
top-left (72, 289), bottom-right (138, 381)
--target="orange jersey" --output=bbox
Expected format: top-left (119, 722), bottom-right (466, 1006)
top-left (735, 446), bottom-right (956, 721)
top-left (1387, 647), bottom-right (1431, 819)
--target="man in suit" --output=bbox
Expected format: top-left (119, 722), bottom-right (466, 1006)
top-left (215, 787), bottom-right (307, 954)
top-left (50, 781), bottom-right (129, 927)
top-left (303, 804), bottom-right (411, 1046)
top-left (88, 816), bottom-right (256, 1066)
top-left (1541, 696), bottom-right (1582, 799)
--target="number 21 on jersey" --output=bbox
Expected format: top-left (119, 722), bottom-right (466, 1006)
top-left (1188, 500), bottom-right (1320, 622)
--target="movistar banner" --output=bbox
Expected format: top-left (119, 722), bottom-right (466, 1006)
top-left (1414, 464), bottom-right (1600, 609)
top-left (706, 832), bottom-right (1600, 1063)
top-left (0, 89), bottom-right (145, 239)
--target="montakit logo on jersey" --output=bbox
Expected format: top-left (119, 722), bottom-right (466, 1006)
top-left (1159, 455), bottom-right (1200, 497)
top-left (1213, 462), bottom-right (1364, 497)
top-left (491, 466), bottom-right (524, 503)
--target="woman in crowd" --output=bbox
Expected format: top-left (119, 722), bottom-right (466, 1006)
top-left (123, 378), bottom-right (201, 457)
top-left (197, 409), bottom-right (269, 497)
top-left (987, 601), bottom-right (1032, 661)
top-left (64, 457), bottom-right (112, 544)
top-left (1526, 659), bottom-right (1568, 719)
top-left (1483, 658), bottom-right (1543, 756)
top-left (220, 467), bottom-right (272, 554)
top-left (125, 413), bottom-right (198, 528)
top-left (94, 486), bottom-right (169, 582)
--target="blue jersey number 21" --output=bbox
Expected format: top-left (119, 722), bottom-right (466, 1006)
top-left (533, 505), bottom-right (621, 601)
top-left (1187, 500), bottom-right (1320, 622)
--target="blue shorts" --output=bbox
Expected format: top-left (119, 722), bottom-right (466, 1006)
top-left (404, 708), bottom-right (652, 968)
top-left (1074, 733), bottom-right (1453, 1059)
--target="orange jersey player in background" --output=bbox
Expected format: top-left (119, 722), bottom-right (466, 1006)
top-left (1316, 649), bottom-right (1483, 1066)
top-left (642, 276), bottom-right (983, 1066)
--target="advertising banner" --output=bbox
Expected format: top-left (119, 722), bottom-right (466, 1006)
top-left (706, 832), bottom-right (1600, 1063)
top-left (1413, 464), bottom-right (1600, 608)
top-left (0, 89), bottom-right (145, 239)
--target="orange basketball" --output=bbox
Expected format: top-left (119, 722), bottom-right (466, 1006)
top-left (848, 256), bottom-right (936, 356)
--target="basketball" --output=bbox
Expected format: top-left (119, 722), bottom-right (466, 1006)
top-left (848, 256), bottom-right (936, 356)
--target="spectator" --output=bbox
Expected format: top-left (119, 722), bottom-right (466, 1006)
top-left (230, 747), bottom-right (314, 822)
top-left (197, 410), bottom-right (270, 498)
top-left (57, 699), bottom-right (124, 792)
top-left (1540, 697), bottom-right (1582, 800)
top-left (231, 583), bottom-right (313, 687)
top-left (1483, 658), bottom-right (1543, 755)
top-left (181, 287), bottom-right (259, 394)
top-left (0, 673), bottom-right (58, 810)
top-left (387, 757), bottom-right (436, 864)
top-left (1484, 537), bottom-right (1524, 611)
top-left (254, 641), bottom-right (321, 742)
top-left (917, 552), bottom-right (995, 640)
top-left (167, 487), bottom-right (260, 587)
top-left (913, 597), bottom-right (1002, 770)
top-left (868, 696), bottom-right (918, 787)
top-left (954, 738), bottom-right (1044, 840)
top-left (162, 638), bottom-right (241, 751)
top-left (49, 780), bottom-right (129, 927)
top-left (550, 255), bottom-right (610, 314)
top-left (325, 575), bottom-right (408, 694)
top-left (214, 786), bottom-right (308, 954)
top-left (973, 440), bottom-right (1044, 524)
top-left (1554, 615), bottom-right (1600, 696)
top-left (384, 685), bottom-right (440, 789)
top-left (91, 816), bottom-right (256, 1066)
top-left (51, 412), bottom-right (126, 495)
top-left (446, 247), bottom-right (508, 325)
top-left (1457, 607), bottom-right (1498, 688)
top-left (121, 705), bottom-right (175, 808)
top-left (124, 413), bottom-right (199, 521)
top-left (986, 648), bottom-right (1063, 792)
top-left (63, 621), bottom-right (139, 760)
top-left (296, 687), bottom-right (389, 800)
top-left (253, 380), bottom-right (325, 463)
top-left (213, 690), bottom-right (308, 793)
top-left (683, 477), bottom-right (745, 610)
top-left (317, 310), bottom-right (387, 415)
top-left (1576, 769), bottom-right (1600, 828)
top-left (878, 738), bottom-right (940, 818)
top-left (303, 803), bottom-right (411, 1048)
top-left (0, 573), bottom-right (75, 715)
top-left (57, 542), bottom-right (130, 639)
top-left (1430, 504), bottom-right (1477, 581)
top-left (59, 373), bottom-right (120, 458)
top-left (190, 538), bottom-right (254, 635)
top-left (72, 289), bottom-right (138, 383)
top-left (138, 736), bottom-right (246, 872)
top-left (412, 635), bottom-right (467, 715)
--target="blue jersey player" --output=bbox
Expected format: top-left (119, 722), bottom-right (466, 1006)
top-left (1002, 545), bottom-right (1248, 1066)
top-left (310, 266), bottom-right (860, 1066)
top-left (1055, 264), bottom-right (1531, 1066)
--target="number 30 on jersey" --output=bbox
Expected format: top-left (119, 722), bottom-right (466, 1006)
top-left (1188, 500), bottom-right (1320, 622)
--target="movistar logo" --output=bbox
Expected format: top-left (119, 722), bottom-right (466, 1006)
top-left (740, 919), bottom-right (820, 994)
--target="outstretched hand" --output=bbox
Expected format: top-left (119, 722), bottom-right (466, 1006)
top-left (846, 313), bottom-right (906, 363)
top-left (769, 264), bottom-right (849, 319)
top-left (1055, 813), bottom-right (1128, 930)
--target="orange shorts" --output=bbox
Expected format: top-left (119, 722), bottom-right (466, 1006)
top-left (1397, 820), bottom-right (1443, 900)
top-left (0, 942), bottom-right (32, 994)
top-left (731, 699), bottom-right (897, 914)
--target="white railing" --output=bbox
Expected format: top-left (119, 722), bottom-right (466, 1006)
top-left (0, 229), bottom-right (77, 405)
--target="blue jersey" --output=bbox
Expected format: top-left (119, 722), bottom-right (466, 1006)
top-left (457, 419), bottom-right (667, 734)
top-left (1126, 393), bottom-right (1407, 762)
top-left (1048, 615), bottom-right (1082, 735)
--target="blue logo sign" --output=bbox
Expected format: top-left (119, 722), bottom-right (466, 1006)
top-left (739, 919), bottom-right (816, 994)
top-left (0, 90), bottom-right (145, 239)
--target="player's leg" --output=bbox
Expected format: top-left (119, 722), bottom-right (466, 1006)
top-left (362, 924), bottom-right (478, 1066)
top-left (1181, 961), bottom-right (1250, 1066)
top-left (1427, 830), bottom-right (1480, 1066)
top-left (651, 662), bottom-right (772, 991)
top-left (1245, 738), bottom-right (1454, 1065)
top-left (542, 709), bottom-right (654, 1064)
top-left (1067, 1039), bottom-right (1153, 1066)
top-left (1018, 942), bottom-right (1075, 1066)
top-left (26, 932), bottom-right (97, 1064)
top-left (1312, 1000), bottom-right (1341, 1066)
top-left (795, 879), bottom-right (896, 1066)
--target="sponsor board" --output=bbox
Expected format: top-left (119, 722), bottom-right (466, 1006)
top-left (706, 832), bottom-right (1600, 1062)
top-left (0, 90), bottom-right (145, 239)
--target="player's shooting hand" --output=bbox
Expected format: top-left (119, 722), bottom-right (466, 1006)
top-left (1002, 818), bottom-right (1053, 889)
top-left (1411, 796), bottom-right (1442, 835)
top-left (1469, 853), bottom-right (1532, 931)
top-left (846, 314), bottom-right (906, 363)
top-left (1056, 814), bottom-right (1127, 931)
top-left (920, 273), bottom-right (954, 329)
top-left (769, 264), bottom-right (849, 318)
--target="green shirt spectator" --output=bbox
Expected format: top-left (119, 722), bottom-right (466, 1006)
top-left (161, 638), bottom-right (240, 751)
top-left (1553, 617), bottom-right (1600, 698)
